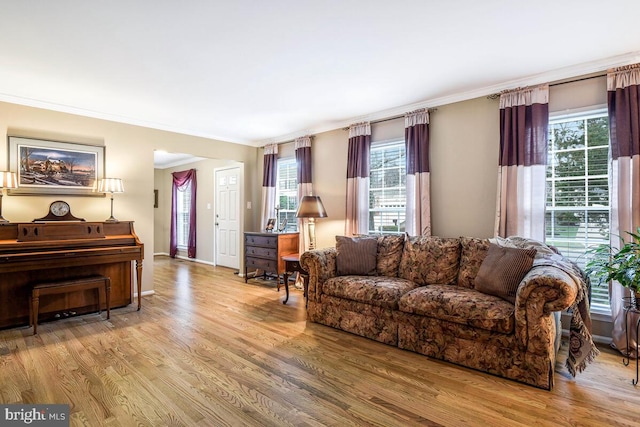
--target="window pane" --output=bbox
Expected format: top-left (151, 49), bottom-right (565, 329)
top-left (587, 147), bottom-right (608, 176)
top-left (554, 149), bottom-right (585, 178)
top-left (553, 120), bottom-right (585, 150)
top-left (369, 141), bottom-right (406, 235)
top-left (586, 117), bottom-right (609, 147)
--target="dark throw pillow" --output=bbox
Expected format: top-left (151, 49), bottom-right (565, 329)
top-left (335, 236), bottom-right (378, 276)
top-left (474, 243), bottom-right (536, 304)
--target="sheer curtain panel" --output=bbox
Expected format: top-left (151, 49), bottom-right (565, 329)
top-left (495, 84), bottom-right (549, 241)
top-left (405, 109), bottom-right (431, 236)
top-left (170, 168), bottom-right (197, 258)
top-left (346, 122), bottom-right (371, 236)
top-left (261, 144), bottom-right (278, 231)
top-left (295, 136), bottom-right (312, 252)
top-left (607, 64), bottom-right (640, 357)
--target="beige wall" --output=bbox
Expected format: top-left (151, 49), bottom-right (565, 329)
top-left (0, 101), bottom-right (260, 293)
top-left (154, 157), bottom-right (242, 264)
top-left (303, 75), bottom-right (608, 250)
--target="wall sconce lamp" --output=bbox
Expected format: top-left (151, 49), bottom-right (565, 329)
top-left (295, 195), bottom-right (328, 250)
top-left (0, 171), bottom-right (17, 224)
top-left (98, 178), bottom-right (124, 222)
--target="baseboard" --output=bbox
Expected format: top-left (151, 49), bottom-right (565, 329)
top-left (134, 290), bottom-right (156, 297)
top-left (153, 253), bottom-right (215, 266)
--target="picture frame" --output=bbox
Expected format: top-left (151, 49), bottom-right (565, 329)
top-left (8, 136), bottom-right (105, 196)
top-left (278, 218), bottom-right (288, 232)
top-left (265, 218), bottom-right (276, 232)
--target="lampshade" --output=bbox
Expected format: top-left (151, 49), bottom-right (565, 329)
top-left (0, 171), bottom-right (18, 189)
top-left (98, 178), bottom-right (124, 193)
top-left (296, 195), bottom-right (328, 218)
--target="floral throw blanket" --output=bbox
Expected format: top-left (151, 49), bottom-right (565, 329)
top-left (493, 237), bottom-right (600, 376)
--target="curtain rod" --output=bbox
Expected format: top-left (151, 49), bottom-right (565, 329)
top-left (487, 74), bottom-right (607, 99)
top-left (342, 107), bottom-right (438, 130)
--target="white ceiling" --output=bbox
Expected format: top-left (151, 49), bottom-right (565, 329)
top-left (1, 1), bottom-right (640, 148)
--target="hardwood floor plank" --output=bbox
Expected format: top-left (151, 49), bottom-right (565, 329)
top-left (2, 255), bottom-right (640, 426)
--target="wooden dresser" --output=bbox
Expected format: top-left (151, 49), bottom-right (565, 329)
top-left (244, 232), bottom-right (298, 283)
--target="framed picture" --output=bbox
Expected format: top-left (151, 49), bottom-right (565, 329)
top-left (8, 136), bottom-right (105, 196)
top-left (265, 218), bottom-right (276, 232)
top-left (278, 218), bottom-right (288, 232)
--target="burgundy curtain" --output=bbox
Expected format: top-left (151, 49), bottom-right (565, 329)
top-left (296, 136), bottom-right (312, 252)
top-left (495, 84), bottom-right (549, 241)
top-left (170, 169), bottom-right (197, 258)
top-left (345, 122), bottom-right (371, 236)
top-left (405, 109), bottom-right (431, 236)
top-left (261, 144), bottom-right (278, 231)
top-left (607, 64), bottom-right (640, 357)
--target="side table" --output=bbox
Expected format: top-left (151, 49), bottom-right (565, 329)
top-left (281, 254), bottom-right (308, 306)
top-left (623, 296), bottom-right (640, 385)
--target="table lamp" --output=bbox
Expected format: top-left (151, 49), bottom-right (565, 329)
top-left (0, 171), bottom-right (17, 224)
top-left (98, 178), bottom-right (124, 222)
top-left (295, 195), bottom-right (327, 250)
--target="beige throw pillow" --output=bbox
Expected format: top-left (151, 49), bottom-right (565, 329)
top-left (336, 236), bottom-right (378, 276)
top-left (474, 243), bottom-right (536, 303)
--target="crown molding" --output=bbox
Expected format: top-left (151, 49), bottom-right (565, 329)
top-left (261, 51), bottom-right (640, 146)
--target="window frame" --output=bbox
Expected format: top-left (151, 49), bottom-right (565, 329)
top-left (275, 157), bottom-right (298, 232)
top-left (368, 138), bottom-right (406, 235)
top-left (546, 106), bottom-right (611, 316)
top-left (176, 181), bottom-right (192, 250)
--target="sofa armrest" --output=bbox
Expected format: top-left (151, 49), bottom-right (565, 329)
top-left (300, 248), bottom-right (337, 302)
top-left (514, 265), bottom-right (579, 354)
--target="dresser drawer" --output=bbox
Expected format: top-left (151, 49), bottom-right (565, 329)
top-left (245, 246), bottom-right (277, 259)
top-left (246, 256), bottom-right (277, 271)
top-left (245, 234), bottom-right (277, 248)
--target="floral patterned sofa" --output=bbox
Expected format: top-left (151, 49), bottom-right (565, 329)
top-left (300, 235), bottom-right (583, 390)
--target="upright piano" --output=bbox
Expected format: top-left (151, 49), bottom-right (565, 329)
top-left (0, 221), bottom-right (143, 329)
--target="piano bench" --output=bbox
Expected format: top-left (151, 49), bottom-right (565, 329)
top-left (30, 275), bottom-right (111, 335)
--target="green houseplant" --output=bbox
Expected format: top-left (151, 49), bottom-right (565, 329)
top-left (586, 228), bottom-right (640, 308)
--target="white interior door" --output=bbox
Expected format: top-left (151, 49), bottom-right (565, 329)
top-left (215, 166), bottom-right (240, 269)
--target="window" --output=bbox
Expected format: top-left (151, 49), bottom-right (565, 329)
top-left (546, 110), bottom-right (610, 312)
top-left (369, 140), bottom-right (406, 234)
top-left (176, 181), bottom-right (192, 249)
top-left (276, 158), bottom-right (298, 232)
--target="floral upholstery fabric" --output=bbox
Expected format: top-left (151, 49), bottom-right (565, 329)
top-left (308, 297), bottom-right (398, 345)
top-left (375, 234), bottom-right (405, 277)
top-left (301, 236), bottom-right (581, 390)
top-left (323, 276), bottom-right (418, 309)
top-left (398, 285), bottom-right (515, 334)
top-left (456, 236), bottom-right (490, 289)
top-left (399, 236), bottom-right (461, 286)
top-left (396, 312), bottom-right (554, 390)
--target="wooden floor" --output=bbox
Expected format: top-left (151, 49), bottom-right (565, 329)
top-left (1, 257), bottom-right (640, 426)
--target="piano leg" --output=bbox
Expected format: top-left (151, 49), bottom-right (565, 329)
top-left (136, 259), bottom-right (143, 310)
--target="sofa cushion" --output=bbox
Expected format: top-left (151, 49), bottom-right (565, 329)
top-left (475, 244), bottom-right (536, 304)
top-left (323, 276), bottom-right (419, 309)
top-left (457, 236), bottom-right (491, 289)
top-left (336, 236), bottom-right (378, 276)
top-left (399, 236), bottom-right (461, 286)
top-left (376, 234), bottom-right (405, 277)
top-left (398, 285), bottom-right (515, 334)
